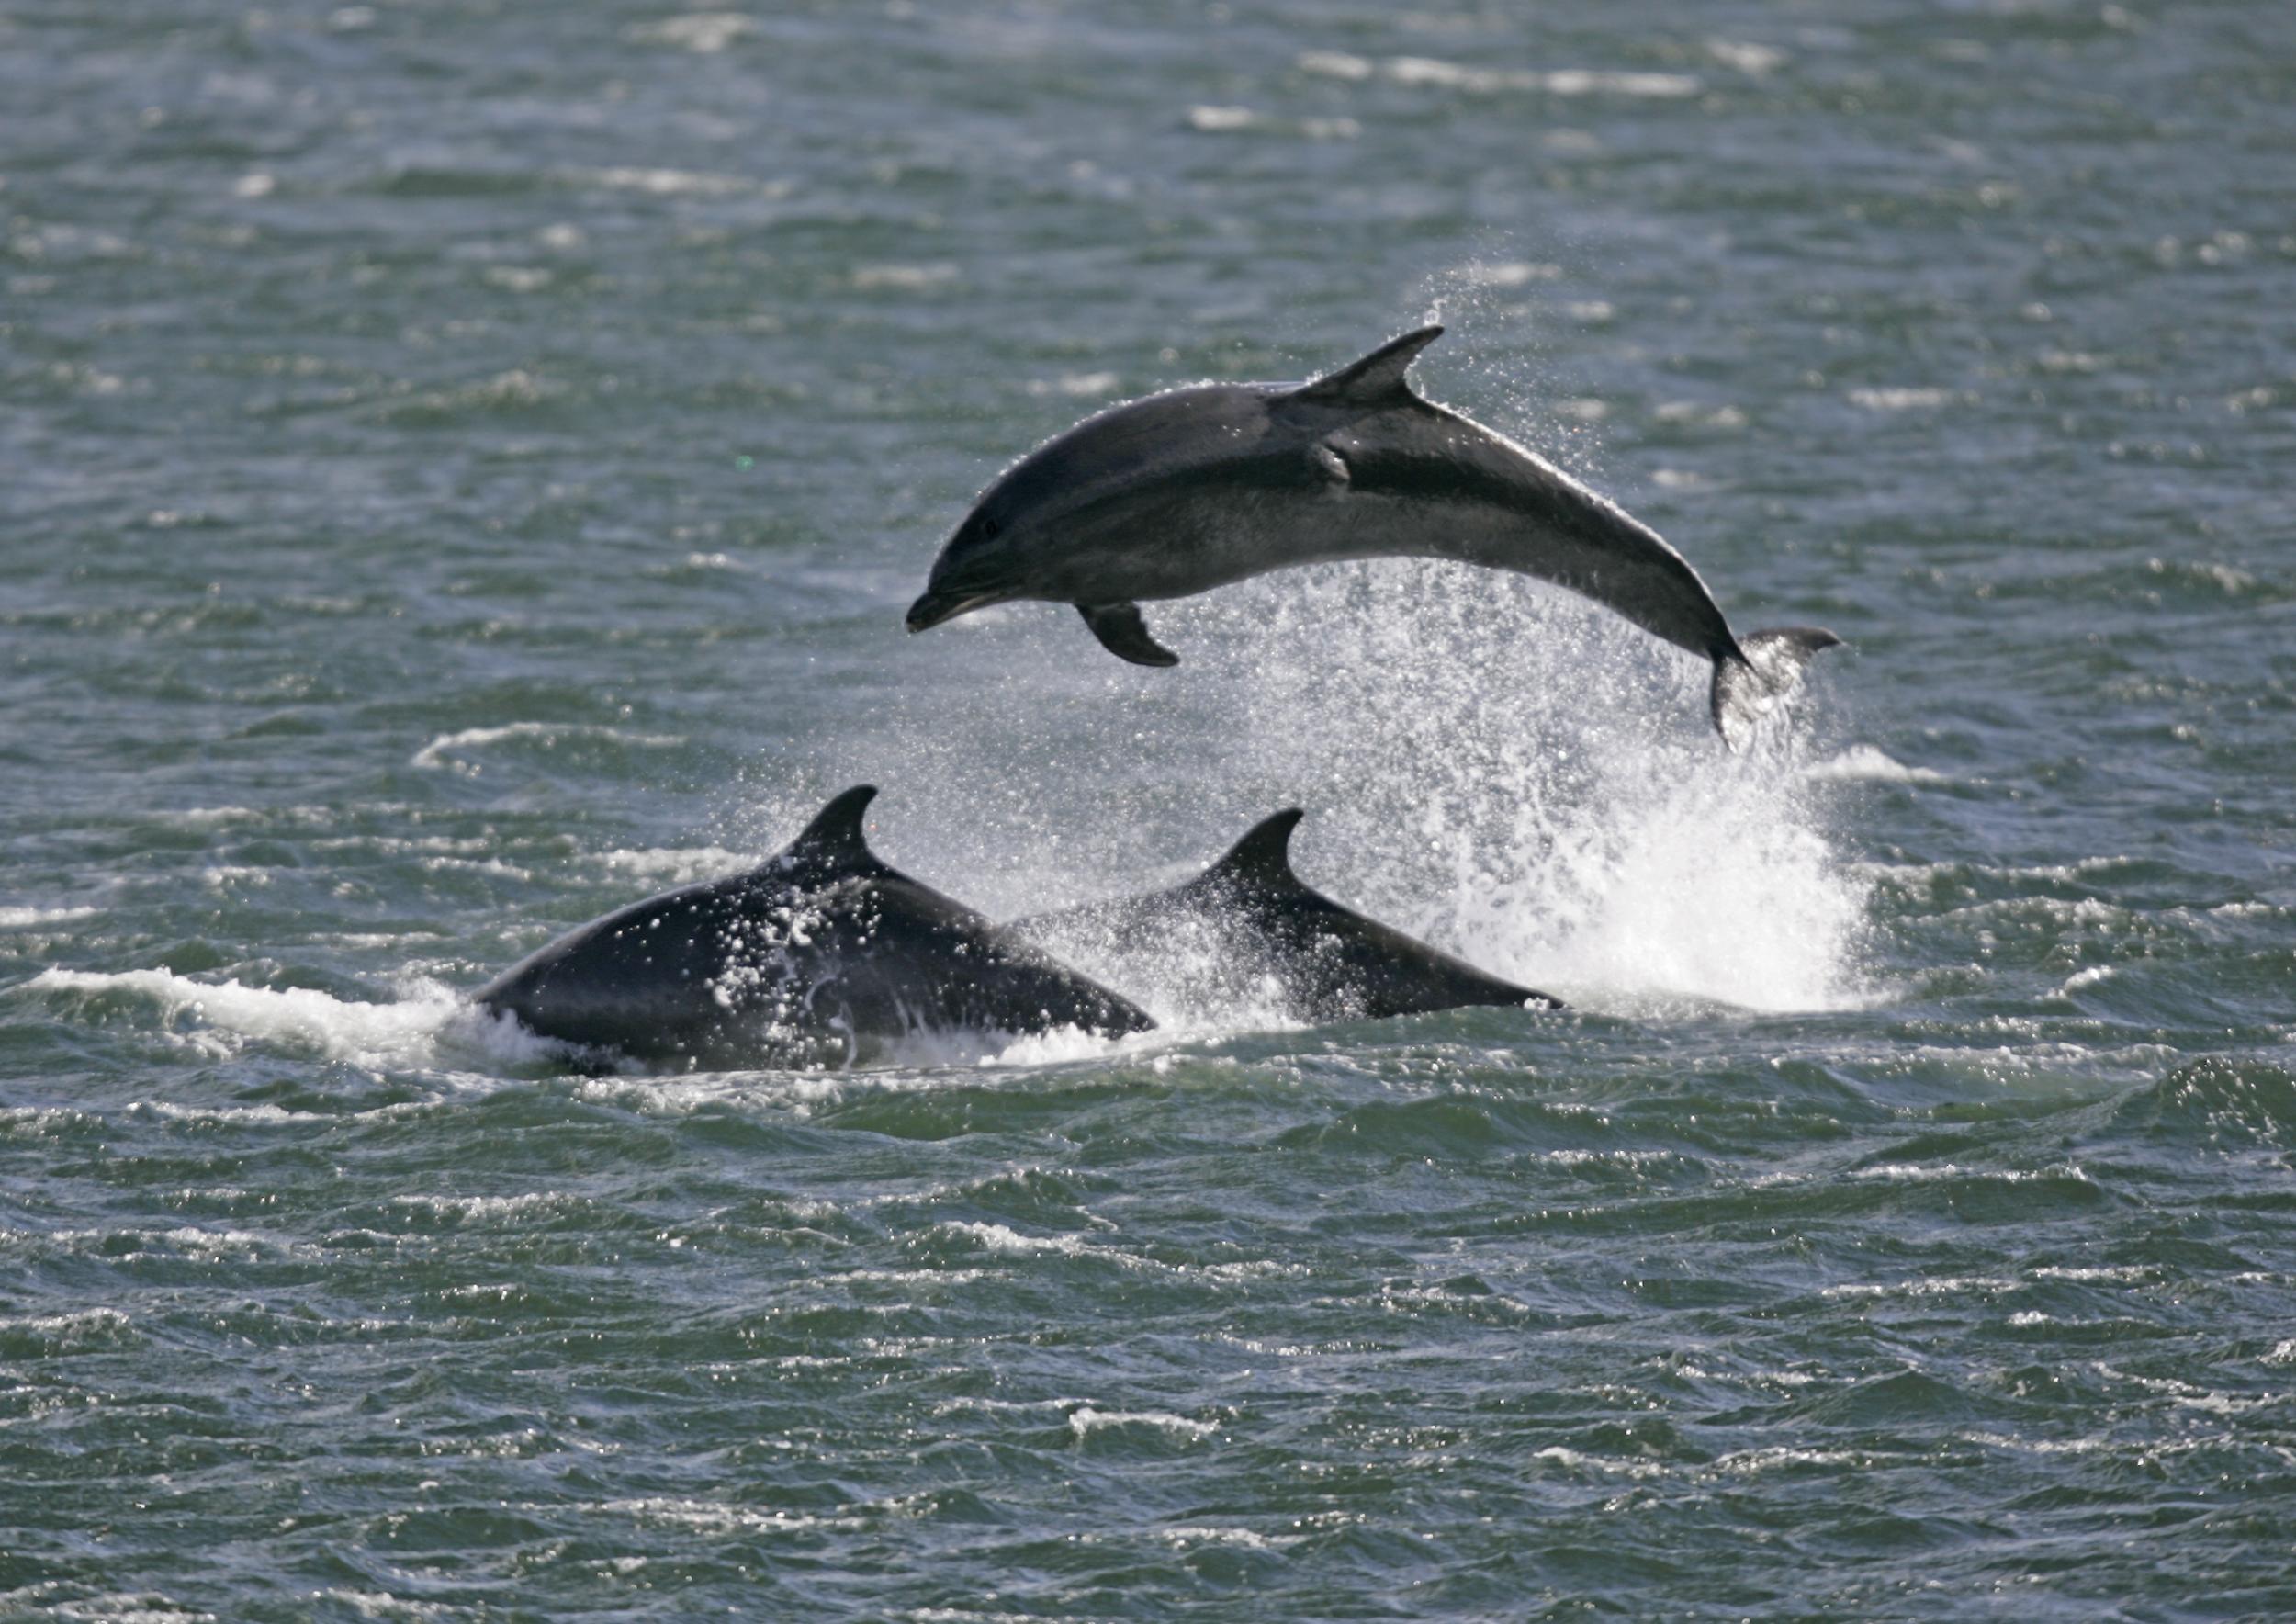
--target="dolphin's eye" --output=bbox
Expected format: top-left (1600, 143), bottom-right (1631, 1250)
top-left (977, 515), bottom-right (999, 542)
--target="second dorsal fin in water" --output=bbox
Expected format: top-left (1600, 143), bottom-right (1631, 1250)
top-left (1202, 807), bottom-right (1307, 891)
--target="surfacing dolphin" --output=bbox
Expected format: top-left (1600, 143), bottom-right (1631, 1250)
top-left (474, 785), bottom-right (1154, 1069)
top-left (1012, 808), bottom-right (1560, 1026)
top-left (907, 326), bottom-right (1840, 745)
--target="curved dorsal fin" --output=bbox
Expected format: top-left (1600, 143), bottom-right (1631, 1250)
top-left (1205, 807), bottom-right (1307, 890)
top-left (1289, 326), bottom-right (1443, 408)
top-left (786, 784), bottom-right (880, 865)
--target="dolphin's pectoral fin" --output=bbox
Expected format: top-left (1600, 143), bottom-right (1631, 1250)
top-left (1077, 602), bottom-right (1179, 668)
top-left (1709, 626), bottom-right (1845, 749)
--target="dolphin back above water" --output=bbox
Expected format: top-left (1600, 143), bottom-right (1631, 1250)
top-left (907, 326), bottom-right (1840, 745)
top-left (1013, 808), bottom-right (1560, 1025)
top-left (474, 786), bottom-right (1154, 1069)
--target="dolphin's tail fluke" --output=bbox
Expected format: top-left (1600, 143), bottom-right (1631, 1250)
top-left (1709, 626), bottom-right (1843, 750)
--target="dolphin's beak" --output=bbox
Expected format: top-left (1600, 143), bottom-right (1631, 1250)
top-left (906, 589), bottom-right (996, 633)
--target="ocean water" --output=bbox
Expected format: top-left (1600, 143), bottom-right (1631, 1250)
top-left (4, 1), bottom-right (2294, 1617)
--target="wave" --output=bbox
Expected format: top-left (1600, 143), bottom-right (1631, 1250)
top-left (24, 966), bottom-right (1157, 1080)
top-left (410, 721), bottom-right (686, 773)
top-left (27, 967), bottom-right (553, 1070)
top-left (1804, 746), bottom-right (1947, 784)
top-left (0, 905), bottom-right (99, 928)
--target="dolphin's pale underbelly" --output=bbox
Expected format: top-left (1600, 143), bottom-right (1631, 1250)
top-left (1086, 491), bottom-right (1731, 660)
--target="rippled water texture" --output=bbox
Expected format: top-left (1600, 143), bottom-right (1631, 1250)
top-left (5, 2), bottom-right (2294, 1618)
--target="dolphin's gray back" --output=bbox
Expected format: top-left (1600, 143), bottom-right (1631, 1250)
top-left (1014, 811), bottom-right (1558, 1025)
top-left (1293, 396), bottom-right (1740, 661)
top-left (975, 378), bottom-right (1739, 662)
top-left (477, 843), bottom-right (1152, 1068)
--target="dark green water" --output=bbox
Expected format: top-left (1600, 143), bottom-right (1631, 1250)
top-left (5, 2), bottom-right (2294, 1617)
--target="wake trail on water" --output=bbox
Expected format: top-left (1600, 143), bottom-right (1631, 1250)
top-left (26, 967), bottom-right (558, 1072)
top-left (20, 966), bottom-right (1158, 1083)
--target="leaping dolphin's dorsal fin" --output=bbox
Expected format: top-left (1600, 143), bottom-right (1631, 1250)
top-left (786, 784), bottom-right (880, 867)
top-left (1204, 808), bottom-right (1308, 891)
top-left (1289, 326), bottom-right (1444, 408)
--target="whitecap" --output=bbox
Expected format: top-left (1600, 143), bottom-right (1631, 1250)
top-left (1848, 386), bottom-right (1957, 411)
top-left (1803, 746), bottom-right (1947, 784)
top-left (1026, 371), bottom-right (1121, 399)
top-left (29, 967), bottom-right (555, 1068)
top-left (1066, 1405), bottom-right (1218, 1441)
top-left (410, 720), bottom-right (684, 772)
top-left (0, 905), bottom-right (97, 928)
top-left (625, 13), bottom-right (754, 52)
top-left (581, 165), bottom-right (753, 197)
top-left (598, 845), bottom-right (763, 884)
top-left (850, 263), bottom-right (958, 291)
top-left (1187, 106), bottom-right (1257, 132)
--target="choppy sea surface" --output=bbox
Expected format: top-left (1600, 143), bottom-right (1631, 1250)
top-left (5, 2), bottom-right (2294, 1617)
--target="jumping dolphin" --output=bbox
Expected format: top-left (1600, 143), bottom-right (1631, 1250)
top-left (474, 785), bottom-right (1154, 1069)
top-left (1012, 808), bottom-right (1561, 1026)
top-left (907, 326), bottom-right (1840, 745)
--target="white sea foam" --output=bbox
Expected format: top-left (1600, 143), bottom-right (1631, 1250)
top-left (44, 1595), bottom-right (216, 1624)
top-left (0, 1306), bottom-right (133, 1343)
top-left (1155, 1525), bottom-right (1288, 1549)
top-left (317, 1587), bottom-right (454, 1620)
top-left (1710, 1446), bottom-right (1864, 1475)
top-left (1384, 56), bottom-right (1700, 98)
top-left (1820, 1273), bottom-right (2016, 1300)
top-left (626, 13), bottom-right (755, 52)
top-left (602, 1496), bottom-right (862, 1535)
top-left (1026, 370), bottom-right (1121, 399)
top-left (410, 721), bottom-right (684, 772)
top-left (0, 904), bottom-right (97, 928)
top-left (1187, 105), bottom-right (1257, 132)
top-left (597, 844), bottom-right (762, 884)
top-left (1067, 1405), bottom-right (1219, 1441)
top-left (28, 967), bottom-right (557, 1068)
top-left (945, 1221), bottom-right (1117, 1260)
top-left (389, 1191), bottom-right (579, 1221)
top-left (851, 263), bottom-right (958, 291)
top-left (1531, 1445), bottom-right (1667, 1478)
top-left (580, 165), bottom-right (756, 197)
top-left (1707, 39), bottom-right (1786, 75)
top-left (1848, 386), bottom-right (1957, 412)
top-left (1803, 746), bottom-right (1946, 784)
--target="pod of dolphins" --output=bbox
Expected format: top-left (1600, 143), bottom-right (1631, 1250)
top-left (477, 329), bottom-right (1842, 1069)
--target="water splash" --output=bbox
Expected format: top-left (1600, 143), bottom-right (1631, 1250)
top-left (726, 318), bottom-right (1873, 1025)
top-left (1181, 563), bottom-right (1874, 1014)
top-left (762, 555), bottom-right (1871, 1021)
